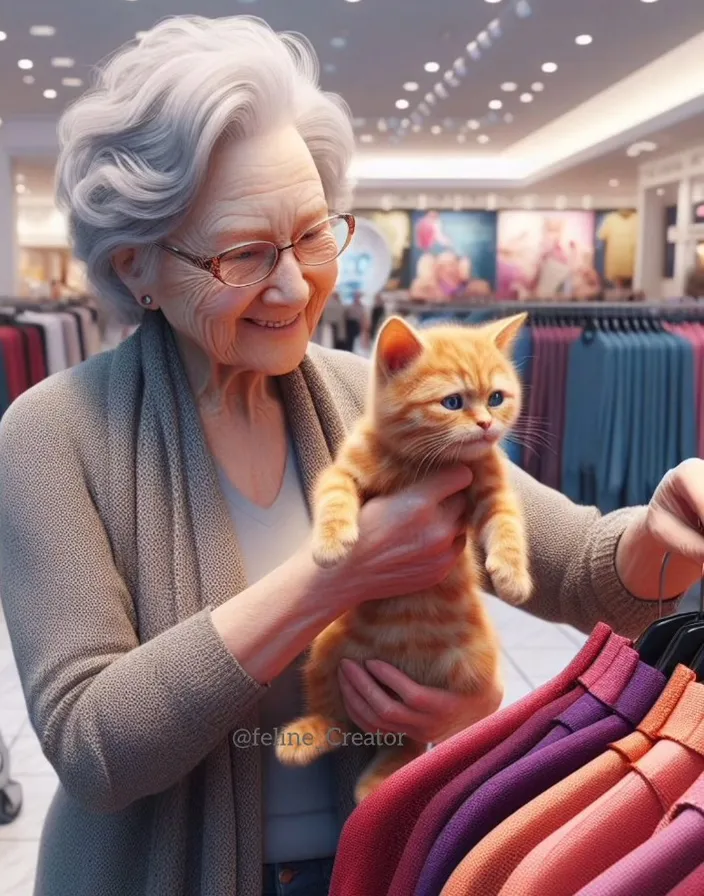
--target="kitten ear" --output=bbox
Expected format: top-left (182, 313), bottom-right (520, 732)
top-left (484, 312), bottom-right (528, 354)
top-left (375, 316), bottom-right (424, 375)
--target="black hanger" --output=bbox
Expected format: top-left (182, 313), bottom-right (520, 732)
top-left (656, 566), bottom-right (704, 679)
top-left (635, 555), bottom-right (701, 666)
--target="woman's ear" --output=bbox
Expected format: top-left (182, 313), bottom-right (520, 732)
top-left (111, 248), bottom-right (159, 309)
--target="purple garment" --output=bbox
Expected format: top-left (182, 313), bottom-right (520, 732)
top-left (415, 662), bottom-right (666, 896)
top-left (526, 692), bottom-right (613, 754)
top-left (575, 810), bottom-right (704, 896)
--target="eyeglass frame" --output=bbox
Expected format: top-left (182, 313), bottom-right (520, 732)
top-left (154, 212), bottom-right (356, 288)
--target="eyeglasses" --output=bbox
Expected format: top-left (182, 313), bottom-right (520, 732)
top-left (155, 213), bottom-right (356, 288)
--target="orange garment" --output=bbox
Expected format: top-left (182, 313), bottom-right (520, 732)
top-left (440, 666), bottom-right (694, 896)
top-left (500, 678), bottom-right (704, 896)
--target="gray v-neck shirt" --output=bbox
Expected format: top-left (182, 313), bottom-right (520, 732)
top-left (217, 443), bottom-right (341, 864)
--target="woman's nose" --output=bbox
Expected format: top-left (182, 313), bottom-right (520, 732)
top-left (260, 248), bottom-right (310, 306)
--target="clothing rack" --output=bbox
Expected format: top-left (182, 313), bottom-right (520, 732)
top-left (0, 297), bottom-right (103, 421)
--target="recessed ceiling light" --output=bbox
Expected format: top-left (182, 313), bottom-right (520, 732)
top-left (542, 62), bottom-right (558, 73)
top-left (30, 25), bottom-right (55, 36)
top-left (501, 81), bottom-right (517, 92)
top-left (18, 59), bottom-right (34, 70)
top-left (62, 77), bottom-right (83, 87)
top-left (345, 0), bottom-right (362, 3)
top-left (424, 61), bottom-right (440, 73)
top-left (467, 119), bottom-right (480, 130)
top-left (575, 34), bottom-right (593, 46)
top-left (330, 37), bottom-right (347, 48)
top-left (395, 98), bottom-right (409, 110)
top-left (0, 118), bottom-right (3, 127)
top-left (609, 178), bottom-right (620, 187)
top-left (51, 57), bottom-right (75, 67)
top-left (0, 31), bottom-right (6, 41)
top-left (519, 92), bottom-right (533, 103)
top-left (431, 125), bottom-right (442, 135)
top-left (477, 134), bottom-right (490, 144)
top-left (22, 75), bottom-right (35, 84)
top-left (641, 0), bottom-right (659, 3)
top-left (43, 89), bottom-right (57, 99)
top-left (489, 99), bottom-right (503, 110)
top-left (16, 183), bottom-right (26, 194)
top-left (403, 81), bottom-right (419, 91)
top-left (656, 187), bottom-right (665, 195)
top-left (531, 81), bottom-right (544, 92)
top-left (484, 0), bottom-right (502, 3)
top-left (360, 134), bottom-right (373, 143)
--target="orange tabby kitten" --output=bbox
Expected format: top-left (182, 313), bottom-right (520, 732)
top-left (275, 313), bottom-right (532, 802)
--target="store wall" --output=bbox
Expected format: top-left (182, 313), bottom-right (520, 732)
top-left (352, 206), bottom-right (640, 300)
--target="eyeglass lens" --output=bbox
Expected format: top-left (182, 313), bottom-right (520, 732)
top-left (218, 216), bottom-right (351, 286)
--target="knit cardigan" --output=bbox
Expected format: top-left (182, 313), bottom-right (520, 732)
top-left (0, 310), bottom-right (673, 896)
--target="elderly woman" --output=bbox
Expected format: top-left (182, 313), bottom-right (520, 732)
top-left (2, 15), bottom-right (704, 896)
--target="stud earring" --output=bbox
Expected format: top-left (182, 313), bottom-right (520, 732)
top-left (140, 295), bottom-right (153, 307)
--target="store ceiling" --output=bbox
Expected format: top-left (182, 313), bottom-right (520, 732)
top-left (2, 0), bottom-right (704, 196)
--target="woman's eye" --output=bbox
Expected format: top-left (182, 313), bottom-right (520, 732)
top-left (441, 394), bottom-right (464, 411)
top-left (488, 391), bottom-right (504, 408)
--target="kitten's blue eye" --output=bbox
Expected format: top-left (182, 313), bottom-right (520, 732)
top-left (441, 394), bottom-right (464, 411)
top-left (488, 391), bottom-right (504, 408)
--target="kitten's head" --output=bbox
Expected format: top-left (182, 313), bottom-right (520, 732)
top-left (370, 313), bottom-right (527, 464)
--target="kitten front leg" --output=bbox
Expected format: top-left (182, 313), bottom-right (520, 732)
top-left (472, 481), bottom-right (532, 606)
top-left (311, 465), bottom-right (362, 568)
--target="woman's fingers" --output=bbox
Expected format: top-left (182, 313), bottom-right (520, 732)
top-left (338, 660), bottom-right (425, 732)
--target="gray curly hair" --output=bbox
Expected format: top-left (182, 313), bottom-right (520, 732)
top-left (55, 15), bottom-right (355, 324)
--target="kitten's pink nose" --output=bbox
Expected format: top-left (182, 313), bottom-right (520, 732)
top-left (477, 419), bottom-right (492, 431)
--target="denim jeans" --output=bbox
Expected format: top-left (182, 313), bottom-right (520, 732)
top-left (262, 856), bottom-right (335, 896)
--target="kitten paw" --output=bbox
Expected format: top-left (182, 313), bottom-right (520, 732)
top-left (486, 556), bottom-right (533, 606)
top-left (312, 519), bottom-right (359, 568)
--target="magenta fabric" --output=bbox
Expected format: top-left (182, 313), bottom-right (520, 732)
top-left (415, 661), bottom-right (665, 896)
top-left (668, 861), bottom-right (704, 895)
top-left (575, 810), bottom-right (704, 896)
top-left (383, 628), bottom-right (627, 896)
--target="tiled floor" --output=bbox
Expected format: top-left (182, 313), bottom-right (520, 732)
top-left (0, 597), bottom-right (587, 896)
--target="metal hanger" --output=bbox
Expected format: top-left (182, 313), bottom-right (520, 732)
top-left (635, 553), bottom-right (701, 667)
top-left (656, 563), bottom-right (704, 679)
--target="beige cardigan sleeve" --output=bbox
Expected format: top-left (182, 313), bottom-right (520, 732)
top-left (0, 388), bottom-right (265, 813)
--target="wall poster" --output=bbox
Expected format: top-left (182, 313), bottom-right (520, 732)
top-left (497, 210), bottom-right (600, 300)
top-left (594, 209), bottom-right (639, 288)
top-left (409, 210), bottom-right (497, 300)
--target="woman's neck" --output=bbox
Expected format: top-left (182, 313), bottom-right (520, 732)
top-left (174, 330), bottom-right (279, 423)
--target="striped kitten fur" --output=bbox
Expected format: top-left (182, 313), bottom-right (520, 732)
top-left (276, 313), bottom-right (532, 802)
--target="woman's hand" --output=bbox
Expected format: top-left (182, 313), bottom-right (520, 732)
top-left (314, 465), bottom-right (473, 611)
top-left (337, 658), bottom-right (503, 745)
top-left (616, 459), bottom-right (704, 600)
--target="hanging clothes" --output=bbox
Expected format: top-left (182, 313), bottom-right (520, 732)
top-left (0, 299), bottom-right (102, 420)
top-left (328, 623), bottom-right (614, 896)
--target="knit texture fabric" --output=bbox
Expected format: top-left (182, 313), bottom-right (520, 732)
top-left (444, 664), bottom-right (694, 896)
top-left (668, 860), bottom-right (704, 895)
top-left (0, 310), bottom-right (672, 896)
top-left (386, 632), bottom-right (631, 896)
top-left (500, 680), bottom-right (704, 896)
top-left (431, 660), bottom-right (665, 896)
top-left (575, 809), bottom-right (704, 896)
